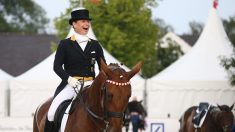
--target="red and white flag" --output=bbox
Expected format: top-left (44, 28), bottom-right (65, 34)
top-left (213, 0), bottom-right (218, 9)
top-left (90, 0), bottom-right (101, 5)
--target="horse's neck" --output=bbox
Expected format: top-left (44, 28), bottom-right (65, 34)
top-left (207, 108), bottom-right (222, 131)
top-left (86, 72), bottom-right (106, 114)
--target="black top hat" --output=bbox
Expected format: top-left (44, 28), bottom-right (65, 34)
top-left (69, 9), bottom-right (92, 25)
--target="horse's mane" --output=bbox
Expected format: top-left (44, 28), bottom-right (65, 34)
top-left (80, 70), bottom-right (106, 106)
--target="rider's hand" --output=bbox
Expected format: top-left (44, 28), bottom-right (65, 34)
top-left (67, 76), bottom-right (80, 88)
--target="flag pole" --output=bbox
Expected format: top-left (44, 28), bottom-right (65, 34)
top-left (80, 0), bottom-right (83, 7)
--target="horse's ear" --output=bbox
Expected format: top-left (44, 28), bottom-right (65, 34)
top-left (100, 58), bottom-right (112, 76)
top-left (230, 103), bottom-right (234, 111)
top-left (127, 61), bottom-right (143, 79)
top-left (98, 70), bottom-right (107, 81)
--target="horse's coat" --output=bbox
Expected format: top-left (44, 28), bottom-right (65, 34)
top-left (33, 59), bottom-right (142, 132)
top-left (179, 104), bottom-right (234, 132)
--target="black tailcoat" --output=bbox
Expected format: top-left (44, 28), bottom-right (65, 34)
top-left (53, 36), bottom-right (106, 96)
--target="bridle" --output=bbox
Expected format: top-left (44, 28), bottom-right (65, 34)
top-left (102, 80), bottom-right (130, 119)
top-left (207, 106), bottom-right (233, 132)
top-left (85, 78), bottom-right (131, 131)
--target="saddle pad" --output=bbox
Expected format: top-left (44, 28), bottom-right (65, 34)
top-left (193, 104), bottom-right (211, 128)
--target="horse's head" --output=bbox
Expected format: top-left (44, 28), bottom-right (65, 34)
top-left (100, 59), bottom-right (142, 131)
top-left (216, 103), bottom-right (234, 132)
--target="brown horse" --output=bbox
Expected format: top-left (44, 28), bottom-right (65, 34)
top-left (179, 104), bottom-right (234, 132)
top-left (33, 59), bottom-right (142, 132)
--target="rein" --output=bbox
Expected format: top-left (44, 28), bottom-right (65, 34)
top-left (73, 84), bottom-right (108, 131)
top-left (75, 79), bottom-right (130, 131)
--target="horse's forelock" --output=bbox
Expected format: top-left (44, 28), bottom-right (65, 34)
top-left (221, 105), bottom-right (231, 112)
top-left (218, 105), bottom-right (231, 112)
top-left (108, 63), bottom-right (125, 71)
top-left (108, 63), bottom-right (120, 67)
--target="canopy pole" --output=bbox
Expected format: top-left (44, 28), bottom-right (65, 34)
top-left (80, 0), bottom-right (83, 7)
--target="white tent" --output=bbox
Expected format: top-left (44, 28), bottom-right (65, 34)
top-left (0, 69), bottom-right (13, 117)
top-left (159, 32), bottom-right (192, 54)
top-left (147, 6), bottom-right (235, 118)
top-left (10, 27), bottom-right (144, 117)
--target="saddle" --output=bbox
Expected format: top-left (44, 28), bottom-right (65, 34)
top-left (53, 85), bottom-right (89, 132)
top-left (53, 98), bottom-right (76, 132)
top-left (192, 102), bottom-right (210, 128)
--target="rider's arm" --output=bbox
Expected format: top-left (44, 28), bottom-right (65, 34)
top-left (95, 41), bottom-right (106, 71)
top-left (53, 40), bottom-right (70, 81)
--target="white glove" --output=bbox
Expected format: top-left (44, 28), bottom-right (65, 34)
top-left (67, 76), bottom-right (80, 88)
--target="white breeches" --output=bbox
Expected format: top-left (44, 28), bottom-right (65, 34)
top-left (47, 80), bottom-right (93, 121)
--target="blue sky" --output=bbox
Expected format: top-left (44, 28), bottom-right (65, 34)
top-left (33, 0), bottom-right (235, 34)
top-left (152, 0), bottom-right (235, 34)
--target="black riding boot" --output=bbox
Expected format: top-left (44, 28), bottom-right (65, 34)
top-left (44, 117), bottom-right (54, 132)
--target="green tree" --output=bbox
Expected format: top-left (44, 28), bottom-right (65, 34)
top-left (188, 21), bottom-right (203, 37)
top-left (155, 39), bottom-right (183, 74)
top-left (141, 39), bottom-right (184, 78)
top-left (0, 0), bottom-right (49, 33)
top-left (143, 18), bottom-right (184, 78)
top-left (55, 0), bottom-right (159, 78)
top-left (223, 16), bottom-right (235, 47)
top-left (221, 15), bottom-right (235, 86)
top-left (153, 18), bottom-right (174, 38)
top-left (221, 55), bottom-right (235, 86)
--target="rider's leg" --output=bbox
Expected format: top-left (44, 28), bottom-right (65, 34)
top-left (44, 116), bottom-right (54, 132)
top-left (44, 85), bottom-right (76, 132)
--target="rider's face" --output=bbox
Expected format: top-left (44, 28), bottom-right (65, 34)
top-left (73, 19), bottom-right (90, 35)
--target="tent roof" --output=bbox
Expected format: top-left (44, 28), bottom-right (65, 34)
top-left (0, 33), bottom-right (59, 76)
top-left (151, 7), bottom-right (233, 81)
